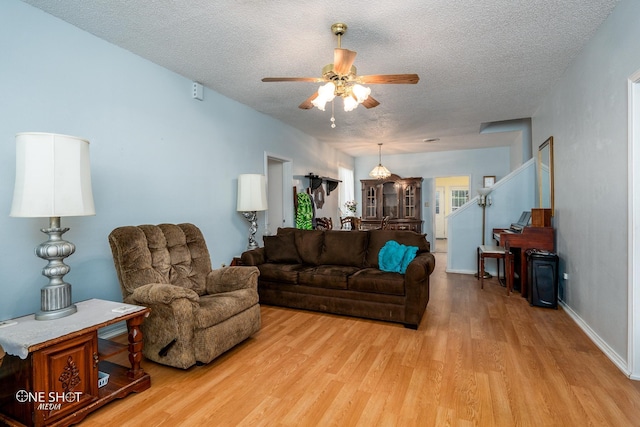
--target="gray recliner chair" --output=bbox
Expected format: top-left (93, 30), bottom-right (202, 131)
top-left (108, 223), bottom-right (260, 369)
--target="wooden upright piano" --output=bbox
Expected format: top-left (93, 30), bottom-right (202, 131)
top-left (493, 226), bottom-right (554, 297)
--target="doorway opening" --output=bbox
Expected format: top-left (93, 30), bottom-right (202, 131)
top-left (265, 154), bottom-right (293, 236)
top-left (434, 176), bottom-right (470, 253)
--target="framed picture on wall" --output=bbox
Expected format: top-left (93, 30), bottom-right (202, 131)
top-left (483, 175), bottom-right (496, 187)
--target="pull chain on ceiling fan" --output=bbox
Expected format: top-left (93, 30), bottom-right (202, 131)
top-left (262, 23), bottom-right (420, 127)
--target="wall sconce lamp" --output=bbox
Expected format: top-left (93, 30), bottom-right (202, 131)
top-left (237, 174), bottom-right (268, 250)
top-left (10, 133), bottom-right (96, 320)
top-left (477, 187), bottom-right (492, 210)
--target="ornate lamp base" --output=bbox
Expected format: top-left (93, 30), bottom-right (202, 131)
top-left (34, 217), bottom-right (77, 321)
top-left (241, 211), bottom-right (259, 250)
top-left (36, 301), bottom-right (77, 321)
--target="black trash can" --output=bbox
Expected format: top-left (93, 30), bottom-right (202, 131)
top-left (526, 249), bottom-right (559, 309)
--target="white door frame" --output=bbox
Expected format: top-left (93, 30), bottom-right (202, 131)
top-left (435, 186), bottom-right (446, 238)
top-left (264, 152), bottom-right (294, 232)
top-left (628, 70), bottom-right (640, 379)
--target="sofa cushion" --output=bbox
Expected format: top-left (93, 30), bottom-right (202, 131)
top-left (298, 265), bottom-right (360, 290)
top-left (319, 230), bottom-right (368, 267)
top-left (348, 268), bottom-right (406, 296)
top-left (263, 234), bottom-right (301, 264)
top-left (258, 263), bottom-right (305, 285)
top-left (292, 229), bottom-right (324, 265)
top-left (365, 230), bottom-right (430, 268)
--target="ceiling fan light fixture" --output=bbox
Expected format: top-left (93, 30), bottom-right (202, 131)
top-left (262, 22), bottom-right (419, 117)
top-left (343, 95), bottom-right (358, 112)
top-left (352, 84), bottom-right (371, 103)
top-left (342, 84), bottom-right (371, 112)
top-left (311, 82), bottom-right (336, 111)
top-left (369, 143), bottom-right (392, 179)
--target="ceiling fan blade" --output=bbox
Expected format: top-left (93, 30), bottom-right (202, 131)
top-left (362, 96), bottom-right (380, 109)
top-left (262, 77), bottom-right (321, 82)
top-left (299, 92), bottom-right (319, 109)
top-left (359, 74), bottom-right (420, 84)
top-left (333, 48), bottom-right (357, 75)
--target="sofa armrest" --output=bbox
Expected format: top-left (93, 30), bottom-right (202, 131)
top-left (403, 252), bottom-right (436, 327)
top-left (406, 253), bottom-right (436, 280)
top-left (206, 266), bottom-right (260, 294)
top-left (125, 282), bottom-right (200, 306)
top-left (240, 248), bottom-right (265, 266)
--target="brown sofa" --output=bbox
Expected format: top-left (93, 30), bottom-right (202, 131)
top-left (241, 228), bottom-right (435, 328)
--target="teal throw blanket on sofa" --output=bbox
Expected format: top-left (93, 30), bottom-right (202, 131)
top-left (379, 240), bottom-right (419, 274)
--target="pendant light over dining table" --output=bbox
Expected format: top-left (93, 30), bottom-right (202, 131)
top-left (369, 143), bottom-right (391, 179)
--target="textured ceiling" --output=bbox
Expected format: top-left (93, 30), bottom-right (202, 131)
top-left (21, 0), bottom-right (619, 157)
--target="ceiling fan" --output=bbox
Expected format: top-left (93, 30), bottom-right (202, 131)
top-left (262, 23), bottom-right (419, 114)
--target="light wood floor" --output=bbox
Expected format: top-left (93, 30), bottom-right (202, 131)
top-left (84, 253), bottom-right (640, 426)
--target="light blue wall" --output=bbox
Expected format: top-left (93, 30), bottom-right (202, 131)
top-left (354, 146), bottom-right (511, 252)
top-left (532, 0), bottom-right (638, 361)
top-left (0, 1), bottom-right (352, 319)
top-left (447, 160), bottom-right (535, 274)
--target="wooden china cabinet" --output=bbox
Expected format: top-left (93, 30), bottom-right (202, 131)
top-left (360, 174), bottom-right (423, 232)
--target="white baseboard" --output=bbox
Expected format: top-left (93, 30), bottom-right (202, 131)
top-left (559, 300), bottom-right (632, 378)
top-left (445, 269), bottom-right (501, 276)
top-left (446, 268), bottom-right (477, 274)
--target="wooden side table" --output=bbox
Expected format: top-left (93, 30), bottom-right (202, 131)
top-left (0, 299), bottom-right (151, 426)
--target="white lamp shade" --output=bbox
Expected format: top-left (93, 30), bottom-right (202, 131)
top-left (352, 84), bottom-right (371, 103)
top-left (477, 187), bottom-right (492, 197)
top-left (10, 132), bottom-right (95, 218)
top-left (343, 95), bottom-right (359, 112)
top-left (311, 82), bottom-right (336, 111)
top-left (237, 174), bottom-right (268, 212)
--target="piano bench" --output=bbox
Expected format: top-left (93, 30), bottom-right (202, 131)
top-left (477, 245), bottom-right (513, 295)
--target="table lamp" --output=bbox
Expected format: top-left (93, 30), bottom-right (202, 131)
top-left (10, 132), bottom-right (96, 320)
top-left (237, 174), bottom-right (268, 250)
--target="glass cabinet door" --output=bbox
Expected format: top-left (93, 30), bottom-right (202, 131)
top-left (365, 185), bottom-right (377, 218)
top-left (382, 182), bottom-right (398, 218)
top-left (404, 184), bottom-right (416, 218)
